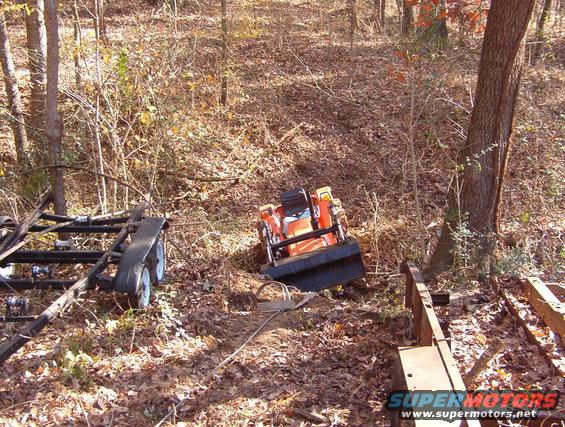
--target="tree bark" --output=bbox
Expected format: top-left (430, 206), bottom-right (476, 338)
top-left (44, 0), bottom-right (67, 215)
top-left (426, 0), bottom-right (536, 276)
top-left (24, 0), bottom-right (47, 149)
top-left (401, 0), bottom-right (414, 35)
top-left (0, 13), bottom-right (30, 166)
top-left (380, 0), bottom-right (386, 28)
top-left (531, 0), bottom-right (552, 64)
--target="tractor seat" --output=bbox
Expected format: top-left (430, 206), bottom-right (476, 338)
top-left (281, 188), bottom-right (310, 217)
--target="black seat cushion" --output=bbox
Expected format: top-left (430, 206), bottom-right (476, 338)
top-left (281, 188), bottom-right (309, 217)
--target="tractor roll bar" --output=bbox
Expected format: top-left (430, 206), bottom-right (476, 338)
top-left (270, 223), bottom-right (340, 251)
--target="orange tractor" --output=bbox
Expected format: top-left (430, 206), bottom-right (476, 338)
top-left (257, 186), bottom-right (365, 291)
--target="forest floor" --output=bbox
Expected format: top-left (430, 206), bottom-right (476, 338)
top-left (1, 0), bottom-right (564, 425)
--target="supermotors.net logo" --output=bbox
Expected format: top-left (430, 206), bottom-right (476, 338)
top-left (386, 390), bottom-right (561, 421)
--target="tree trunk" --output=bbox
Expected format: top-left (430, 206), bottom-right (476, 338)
top-left (24, 0), bottom-right (47, 149)
top-left (220, 0), bottom-right (228, 106)
top-left (44, 0), bottom-right (67, 215)
top-left (426, 0), bottom-right (536, 276)
top-left (380, 0), bottom-right (386, 28)
top-left (531, 0), bottom-right (552, 64)
top-left (0, 13), bottom-right (30, 166)
top-left (417, 0), bottom-right (448, 42)
top-left (401, 0), bottom-right (414, 35)
top-left (373, 0), bottom-right (381, 27)
top-left (93, 0), bottom-right (108, 44)
top-left (72, 0), bottom-right (82, 90)
top-left (437, 0), bottom-right (448, 40)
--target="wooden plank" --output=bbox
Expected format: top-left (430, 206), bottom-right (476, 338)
top-left (394, 346), bottom-right (459, 427)
top-left (498, 285), bottom-right (565, 376)
top-left (522, 277), bottom-right (565, 338)
top-left (546, 283), bottom-right (565, 302)
top-left (405, 262), bottom-right (446, 345)
top-left (402, 263), bottom-right (481, 427)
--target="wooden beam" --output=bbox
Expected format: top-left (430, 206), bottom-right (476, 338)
top-left (404, 262), bottom-right (446, 346)
top-left (546, 283), bottom-right (565, 302)
top-left (496, 283), bottom-right (565, 376)
top-left (522, 277), bottom-right (565, 338)
top-left (393, 346), bottom-right (456, 427)
top-left (401, 262), bottom-right (481, 427)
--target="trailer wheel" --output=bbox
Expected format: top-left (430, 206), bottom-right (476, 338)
top-left (128, 266), bottom-right (152, 309)
top-left (152, 238), bottom-right (166, 285)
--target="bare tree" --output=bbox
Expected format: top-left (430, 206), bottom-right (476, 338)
top-left (0, 13), bottom-right (30, 166)
top-left (531, 0), bottom-right (552, 64)
top-left (93, 0), bottom-right (108, 44)
top-left (72, 0), bottom-right (82, 90)
top-left (373, 0), bottom-right (386, 29)
top-left (220, 0), bottom-right (228, 106)
top-left (44, 0), bottom-right (67, 215)
top-left (402, 0), bottom-right (414, 35)
top-left (24, 0), bottom-right (47, 148)
top-left (427, 0), bottom-right (536, 275)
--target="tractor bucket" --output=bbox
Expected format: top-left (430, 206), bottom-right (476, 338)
top-left (261, 237), bottom-right (365, 291)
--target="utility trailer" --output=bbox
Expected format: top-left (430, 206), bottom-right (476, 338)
top-left (0, 193), bottom-right (168, 364)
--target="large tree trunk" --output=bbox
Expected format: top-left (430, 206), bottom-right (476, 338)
top-left (44, 0), bottom-right (67, 215)
top-left (531, 0), bottom-right (552, 64)
top-left (24, 0), bottom-right (47, 149)
top-left (401, 0), bottom-right (414, 35)
top-left (426, 0), bottom-right (536, 276)
top-left (0, 13), bottom-right (30, 166)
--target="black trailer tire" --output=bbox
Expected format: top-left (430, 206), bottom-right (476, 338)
top-left (151, 238), bottom-right (166, 285)
top-left (128, 265), bottom-right (152, 309)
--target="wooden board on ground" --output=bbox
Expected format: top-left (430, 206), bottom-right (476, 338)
top-left (400, 263), bottom-right (481, 427)
top-left (497, 284), bottom-right (565, 377)
top-left (522, 277), bottom-right (565, 338)
top-left (392, 346), bottom-right (458, 426)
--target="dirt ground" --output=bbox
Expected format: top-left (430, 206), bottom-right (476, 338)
top-left (0, 0), bottom-right (564, 425)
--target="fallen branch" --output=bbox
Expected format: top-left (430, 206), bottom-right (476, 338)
top-left (464, 339), bottom-right (503, 386)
